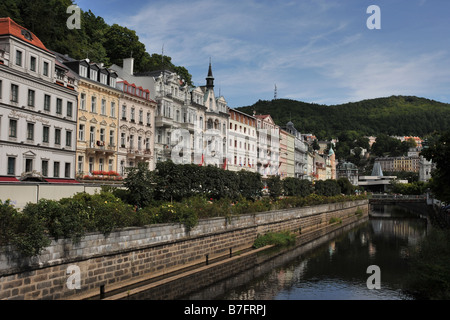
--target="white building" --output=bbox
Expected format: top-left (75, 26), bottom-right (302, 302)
top-left (227, 108), bottom-right (257, 172)
top-left (0, 18), bottom-right (78, 182)
top-left (254, 114), bottom-right (280, 177)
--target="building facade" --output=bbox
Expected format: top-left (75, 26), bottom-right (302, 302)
top-left (254, 114), bottom-right (280, 178)
top-left (284, 121), bottom-right (309, 179)
top-left (116, 80), bottom-right (157, 174)
top-left (227, 108), bottom-right (257, 172)
top-left (62, 57), bottom-right (121, 179)
top-left (0, 18), bottom-right (78, 182)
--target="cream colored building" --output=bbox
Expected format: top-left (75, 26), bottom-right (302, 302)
top-left (62, 57), bottom-right (121, 178)
top-left (227, 108), bottom-right (257, 172)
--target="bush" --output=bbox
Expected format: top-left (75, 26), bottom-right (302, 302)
top-left (266, 176), bottom-right (283, 199)
top-left (0, 199), bottom-right (18, 246)
top-left (253, 231), bottom-right (296, 249)
top-left (314, 179), bottom-right (341, 197)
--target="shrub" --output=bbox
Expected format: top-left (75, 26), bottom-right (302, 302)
top-left (0, 199), bottom-right (18, 246)
top-left (253, 231), bottom-right (296, 249)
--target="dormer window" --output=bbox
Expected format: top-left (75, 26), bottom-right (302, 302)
top-left (90, 69), bottom-right (97, 81)
top-left (100, 73), bottom-right (107, 85)
top-left (80, 65), bottom-right (87, 77)
top-left (21, 29), bottom-right (33, 41)
top-left (110, 77), bottom-right (116, 88)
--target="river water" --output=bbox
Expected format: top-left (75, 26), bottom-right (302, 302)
top-left (182, 204), bottom-right (428, 300)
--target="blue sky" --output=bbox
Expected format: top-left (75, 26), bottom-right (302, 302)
top-left (73, 0), bottom-right (450, 108)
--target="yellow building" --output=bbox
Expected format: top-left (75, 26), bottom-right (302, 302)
top-left (62, 58), bottom-right (121, 179)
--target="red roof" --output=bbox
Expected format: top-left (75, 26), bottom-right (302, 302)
top-left (0, 17), bottom-right (50, 52)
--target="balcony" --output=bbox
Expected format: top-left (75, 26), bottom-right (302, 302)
top-left (86, 140), bottom-right (116, 154)
top-left (127, 148), bottom-right (152, 160)
top-left (155, 115), bottom-right (173, 128)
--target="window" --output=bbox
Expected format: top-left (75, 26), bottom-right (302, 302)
top-left (101, 99), bottom-right (106, 115)
top-left (121, 105), bottom-right (126, 119)
top-left (7, 157), bottom-right (15, 175)
top-left (89, 126), bottom-right (95, 143)
top-left (30, 56), bottom-right (36, 72)
top-left (25, 158), bottom-right (33, 173)
top-left (77, 156), bottom-right (84, 173)
top-left (55, 128), bottom-right (61, 145)
top-left (100, 128), bottom-right (105, 142)
top-left (108, 159), bottom-right (113, 172)
top-left (110, 102), bottom-right (116, 117)
top-left (64, 163), bottom-right (71, 178)
top-left (44, 95), bottom-right (51, 111)
top-left (100, 73), bottom-right (107, 84)
top-left (131, 107), bottom-right (135, 122)
top-left (67, 101), bottom-right (73, 117)
top-left (78, 124), bottom-right (85, 141)
top-left (91, 96), bottom-right (96, 113)
top-left (139, 110), bottom-right (143, 124)
top-left (42, 160), bottom-right (49, 177)
top-left (120, 133), bottom-right (126, 148)
top-left (110, 77), bottom-right (116, 88)
top-left (80, 93), bottom-right (86, 110)
top-left (27, 123), bottom-right (34, 141)
top-left (15, 50), bottom-right (22, 66)
top-left (56, 98), bottom-right (62, 114)
top-left (66, 130), bottom-right (72, 147)
top-left (99, 158), bottom-right (104, 171)
top-left (90, 69), bottom-right (97, 81)
top-left (9, 119), bottom-right (17, 138)
top-left (80, 65), bottom-right (87, 78)
top-left (109, 130), bottom-right (114, 146)
top-left (43, 61), bottom-right (49, 76)
top-left (146, 112), bottom-right (151, 126)
top-left (0, 80), bottom-right (2, 99)
top-left (10, 84), bottom-right (19, 102)
top-left (88, 157), bottom-right (94, 173)
top-left (27, 90), bottom-right (35, 107)
top-left (53, 161), bottom-right (60, 178)
top-left (43, 126), bottom-right (49, 143)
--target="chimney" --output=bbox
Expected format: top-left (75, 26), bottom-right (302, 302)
top-left (123, 58), bottom-right (134, 75)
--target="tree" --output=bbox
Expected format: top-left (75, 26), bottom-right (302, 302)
top-left (266, 176), bottom-right (283, 199)
top-left (421, 131), bottom-right (450, 202)
top-left (337, 177), bottom-right (354, 195)
top-left (124, 162), bottom-right (156, 208)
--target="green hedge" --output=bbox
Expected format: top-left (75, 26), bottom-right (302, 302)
top-left (0, 192), bottom-right (367, 257)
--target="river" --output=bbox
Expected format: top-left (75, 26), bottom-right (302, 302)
top-left (182, 204), bottom-right (428, 300)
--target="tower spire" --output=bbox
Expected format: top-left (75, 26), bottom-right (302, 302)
top-left (206, 58), bottom-right (214, 89)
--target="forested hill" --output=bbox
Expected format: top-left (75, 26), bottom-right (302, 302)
top-left (0, 0), bottom-right (193, 84)
top-left (236, 96), bottom-right (450, 139)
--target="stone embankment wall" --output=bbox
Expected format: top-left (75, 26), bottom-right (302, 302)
top-left (0, 199), bottom-right (368, 300)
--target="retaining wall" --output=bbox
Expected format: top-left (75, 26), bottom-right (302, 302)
top-left (0, 199), bottom-right (369, 300)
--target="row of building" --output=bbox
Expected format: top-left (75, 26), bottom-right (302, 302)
top-left (0, 18), bottom-right (337, 184)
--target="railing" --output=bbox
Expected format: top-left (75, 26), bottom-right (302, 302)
top-left (369, 194), bottom-right (427, 202)
top-left (87, 140), bottom-right (116, 153)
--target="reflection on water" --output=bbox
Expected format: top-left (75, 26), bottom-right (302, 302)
top-left (185, 205), bottom-right (428, 300)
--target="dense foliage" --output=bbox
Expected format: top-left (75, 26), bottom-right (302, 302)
top-left (0, 162), bottom-right (366, 257)
top-left (421, 130), bottom-right (450, 203)
top-left (0, 0), bottom-right (193, 84)
top-left (237, 96), bottom-right (450, 140)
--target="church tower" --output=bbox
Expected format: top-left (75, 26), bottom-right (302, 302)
top-left (206, 60), bottom-right (214, 89)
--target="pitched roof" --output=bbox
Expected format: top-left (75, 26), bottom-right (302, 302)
top-left (0, 17), bottom-right (50, 52)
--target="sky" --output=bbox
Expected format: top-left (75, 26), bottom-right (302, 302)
top-left (73, 0), bottom-right (450, 108)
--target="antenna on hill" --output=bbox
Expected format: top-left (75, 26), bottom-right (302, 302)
top-left (274, 84), bottom-right (278, 100)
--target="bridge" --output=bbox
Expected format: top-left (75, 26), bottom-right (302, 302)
top-left (369, 194), bottom-right (427, 204)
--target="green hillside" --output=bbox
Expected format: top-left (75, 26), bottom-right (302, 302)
top-left (236, 96), bottom-right (450, 139)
